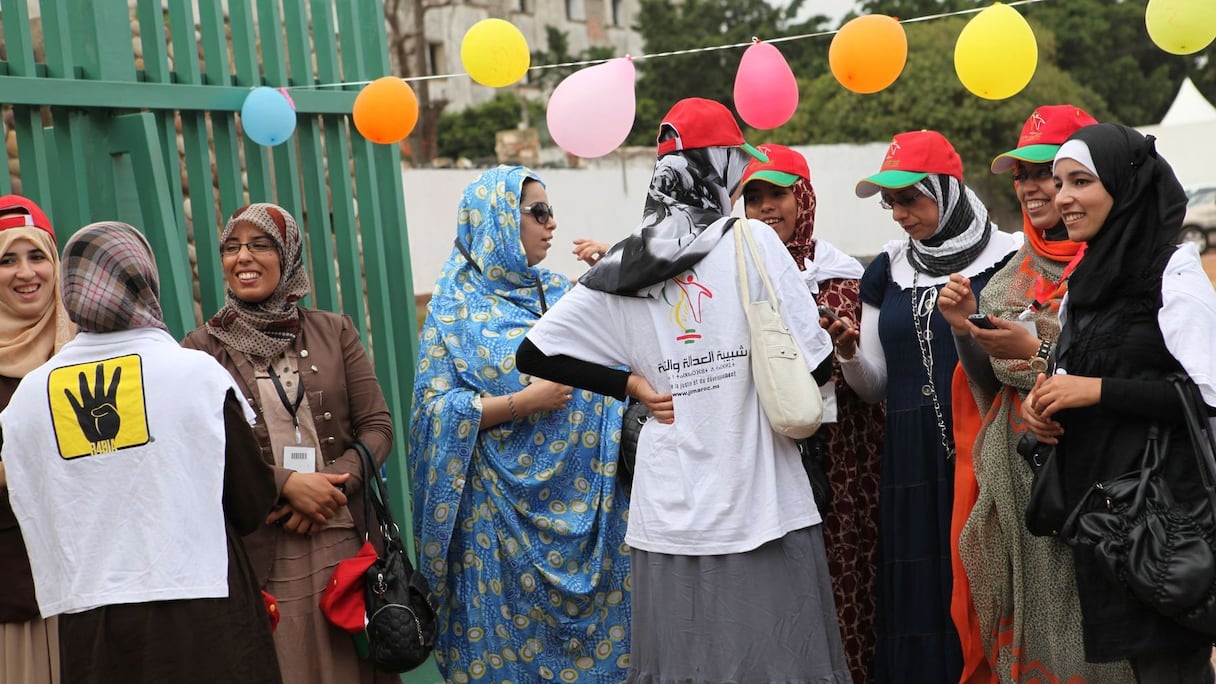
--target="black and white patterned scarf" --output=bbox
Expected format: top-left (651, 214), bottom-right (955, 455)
top-left (905, 174), bottom-right (994, 277)
top-left (60, 222), bottom-right (168, 333)
top-left (579, 144), bottom-right (753, 295)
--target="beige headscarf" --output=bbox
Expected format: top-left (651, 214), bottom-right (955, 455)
top-left (0, 226), bottom-right (73, 377)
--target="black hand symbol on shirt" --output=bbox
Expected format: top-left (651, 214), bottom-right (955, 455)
top-left (65, 363), bottom-right (122, 444)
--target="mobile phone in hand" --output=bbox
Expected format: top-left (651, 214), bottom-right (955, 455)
top-left (967, 312), bottom-right (999, 330)
top-left (818, 305), bottom-right (850, 329)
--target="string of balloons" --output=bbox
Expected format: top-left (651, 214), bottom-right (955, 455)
top-left (239, 0), bottom-right (1216, 158)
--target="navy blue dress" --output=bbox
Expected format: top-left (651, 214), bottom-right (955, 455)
top-left (861, 251), bottom-right (1005, 684)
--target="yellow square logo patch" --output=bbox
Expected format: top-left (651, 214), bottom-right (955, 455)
top-left (48, 355), bottom-right (150, 459)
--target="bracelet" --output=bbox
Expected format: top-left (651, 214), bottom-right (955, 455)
top-left (506, 393), bottom-right (520, 421)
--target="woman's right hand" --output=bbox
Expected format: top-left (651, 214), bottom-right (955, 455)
top-left (937, 273), bottom-right (977, 333)
top-left (519, 378), bottom-right (574, 413)
top-left (832, 317), bottom-right (860, 360)
top-left (1023, 373), bottom-right (1065, 444)
top-left (572, 239), bottom-right (610, 265)
top-left (274, 471), bottom-right (351, 526)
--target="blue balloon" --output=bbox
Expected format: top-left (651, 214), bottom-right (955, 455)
top-left (240, 87), bottom-right (296, 146)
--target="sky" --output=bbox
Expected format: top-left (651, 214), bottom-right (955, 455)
top-left (780, 0), bottom-right (858, 26)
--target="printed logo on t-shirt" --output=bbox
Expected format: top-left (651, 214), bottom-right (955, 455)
top-left (47, 355), bottom-right (151, 459)
top-left (662, 270), bottom-right (713, 344)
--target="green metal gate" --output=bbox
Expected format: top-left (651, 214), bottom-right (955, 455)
top-left (0, 2), bottom-right (436, 680)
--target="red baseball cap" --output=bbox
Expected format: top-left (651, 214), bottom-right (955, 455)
top-left (656, 98), bottom-right (768, 162)
top-left (990, 105), bottom-right (1098, 173)
top-left (319, 540), bottom-right (378, 633)
top-left (0, 194), bottom-right (54, 240)
top-left (741, 144), bottom-right (811, 188)
top-left (855, 130), bottom-right (963, 198)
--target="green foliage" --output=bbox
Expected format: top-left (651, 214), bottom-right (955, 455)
top-left (628, 0), bottom-right (832, 145)
top-left (436, 94), bottom-right (543, 161)
top-left (764, 17), bottom-right (1108, 228)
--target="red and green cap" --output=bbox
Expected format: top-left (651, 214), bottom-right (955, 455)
top-left (990, 105), bottom-right (1098, 174)
top-left (741, 144), bottom-right (810, 188)
top-left (655, 97), bottom-right (768, 162)
top-left (855, 130), bottom-right (963, 198)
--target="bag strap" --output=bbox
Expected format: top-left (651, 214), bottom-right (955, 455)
top-left (733, 218), bottom-right (784, 317)
top-left (1169, 375), bottom-right (1216, 514)
top-left (354, 440), bottom-right (419, 574)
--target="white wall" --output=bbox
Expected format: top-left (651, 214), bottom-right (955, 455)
top-left (401, 141), bottom-right (900, 294)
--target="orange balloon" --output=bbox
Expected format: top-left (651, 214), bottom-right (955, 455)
top-left (353, 76), bottom-right (419, 145)
top-left (830, 15), bottom-right (908, 94)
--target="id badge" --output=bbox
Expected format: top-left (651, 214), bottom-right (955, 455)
top-left (283, 445), bottom-right (317, 473)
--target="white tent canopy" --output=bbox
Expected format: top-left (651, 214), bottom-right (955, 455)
top-left (1140, 77), bottom-right (1216, 190)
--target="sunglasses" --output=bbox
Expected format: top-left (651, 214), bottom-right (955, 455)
top-left (521, 202), bottom-right (555, 224)
top-left (1012, 167), bottom-right (1054, 183)
top-left (878, 191), bottom-right (923, 210)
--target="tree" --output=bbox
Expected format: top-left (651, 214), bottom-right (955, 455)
top-left (628, 0), bottom-right (832, 144)
top-left (436, 94), bottom-right (543, 161)
top-left (384, 0), bottom-right (451, 166)
top-left (764, 17), bottom-right (1108, 229)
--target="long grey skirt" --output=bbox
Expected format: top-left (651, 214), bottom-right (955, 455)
top-left (628, 525), bottom-right (853, 684)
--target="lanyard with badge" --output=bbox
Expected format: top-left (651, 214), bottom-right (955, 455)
top-left (268, 362), bottom-right (316, 473)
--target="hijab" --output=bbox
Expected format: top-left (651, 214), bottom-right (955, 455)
top-left (904, 174), bottom-right (996, 277)
top-left (0, 226), bottom-right (72, 377)
top-left (1055, 124), bottom-right (1187, 310)
top-left (204, 203), bottom-right (310, 360)
top-left (579, 143), bottom-right (754, 295)
top-left (61, 222), bottom-right (167, 333)
top-left (784, 179), bottom-right (818, 270)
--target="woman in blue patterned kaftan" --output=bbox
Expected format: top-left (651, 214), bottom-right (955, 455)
top-left (409, 165), bottom-right (630, 683)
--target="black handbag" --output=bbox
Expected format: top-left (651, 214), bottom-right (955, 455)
top-left (353, 441), bottom-right (438, 672)
top-left (798, 434), bottom-right (833, 512)
top-left (618, 400), bottom-right (649, 489)
top-left (1059, 376), bottom-right (1216, 635)
top-left (1019, 432), bottom-right (1068, 537)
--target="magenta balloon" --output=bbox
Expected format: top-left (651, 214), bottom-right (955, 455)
top-left (734, 42), bottom-right (799, 130)
top-left (546, 58), bottom-right (636, 158)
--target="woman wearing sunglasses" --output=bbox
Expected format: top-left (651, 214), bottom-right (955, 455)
top-left (409, 165), bottom-right (634, 683)
top-left (834, 130), bottom-right (1022, 684)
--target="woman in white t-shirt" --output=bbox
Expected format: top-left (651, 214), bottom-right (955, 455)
top-left (517, 98), bottom-right (850, 683)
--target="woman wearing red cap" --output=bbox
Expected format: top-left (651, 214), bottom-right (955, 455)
top-left (836, 130), bottom-right (1021, 684)
top-left (741, 143), bottom-right (884, 684)
top-left (938, 106), bottom-right (1134, 682)
top-left (0, 195), bottom-right (73, 684)
top-left (518, 98), bottom-right (849, 683)
top-left (1024, 123), bottom-right (1216, 682)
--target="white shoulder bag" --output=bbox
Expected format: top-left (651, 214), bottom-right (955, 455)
top-left (733, 218), bottom-right (824, 439)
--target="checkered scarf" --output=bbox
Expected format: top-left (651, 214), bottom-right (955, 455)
top-left (204, 203), bottom-right (310, 361)
top-left (61, 222), bottom-right (167, 333)
top-left (905, 174), bottom-right (994, 277)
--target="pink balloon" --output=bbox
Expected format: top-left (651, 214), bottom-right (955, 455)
top-left (547, 58), bottom-right (636, 158)
top-left (734, 42), bottom-right (798, 130)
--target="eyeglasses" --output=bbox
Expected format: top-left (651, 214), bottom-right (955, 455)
top-left (879, 191), bottom-right (923, 210)
top-left (521, 202), bottom-right (555, 224)
top-left (1012, 167), bottom-right (1054, 183)
top-left (220, 239), bottom-right (277, 256)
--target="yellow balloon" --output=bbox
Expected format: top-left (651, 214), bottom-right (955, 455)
top-left (1146, 0), bottom-right (1216, 55)
top-left (954, 3), bottom-right (1038, 100)
top-left (461, 19), bottom-right (530, 88)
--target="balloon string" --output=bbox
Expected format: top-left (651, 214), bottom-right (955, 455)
top-left (288, 0), bottom-right (1045, 91)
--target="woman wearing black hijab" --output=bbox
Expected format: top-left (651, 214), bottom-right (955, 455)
top-left (1024, 123), bottom-right (1216, 682)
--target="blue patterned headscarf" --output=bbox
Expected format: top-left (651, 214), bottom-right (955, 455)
top-left (409, 165), bottom-right (630, 682)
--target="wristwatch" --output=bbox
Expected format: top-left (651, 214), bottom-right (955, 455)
top-left (1028, 338), bottom-right (1052, 374)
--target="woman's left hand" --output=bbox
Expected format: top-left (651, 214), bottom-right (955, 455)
top-left (970, 317), bottom-right (1042, 360)
top-left (269, 503), bottom-right (322, 535)
top-left (572, 239), bottom-right (610, 265)
top-left (1030, 374), bottom-right (1101, 419)
top-left (627, 374), bottom-right (674, 424)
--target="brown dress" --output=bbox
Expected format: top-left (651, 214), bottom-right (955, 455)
top-left (815, 277), bottom-right (885, 684)
top-left (0, 376), bottom-right (59, 684)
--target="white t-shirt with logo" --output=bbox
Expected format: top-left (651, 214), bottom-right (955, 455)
top-left (527, 218), bottom-right (832, 555)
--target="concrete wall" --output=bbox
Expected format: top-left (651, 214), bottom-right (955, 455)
top-left (402, 141), bottom-right (900, 294)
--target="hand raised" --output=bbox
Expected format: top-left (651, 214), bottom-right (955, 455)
top-left (65, 363), bottom-right (122, 443)
top-left (572, 239), bottom-right (611, 265)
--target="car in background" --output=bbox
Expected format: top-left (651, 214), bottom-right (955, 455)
top-left (1179, 185), bottom-right (1216, 252)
